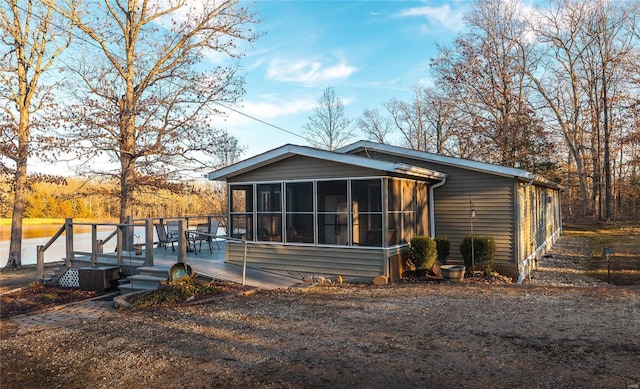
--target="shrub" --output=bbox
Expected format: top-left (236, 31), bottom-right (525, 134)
top-left (460, 235), bottom-right (496, 275)
top-left (434, 237), bottom-right (450, 263)
top-left (409, 235), bottom-right (437, 271)
top-left (128, 275), bottom-right (221, 308)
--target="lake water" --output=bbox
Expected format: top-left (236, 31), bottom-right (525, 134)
top-left (0, 224), bottom-right (147, 266)
top-left (0, 223), bottom-right (227, 266)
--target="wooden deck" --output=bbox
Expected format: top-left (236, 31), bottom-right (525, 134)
top-left (72, 243), bottom-right (301, 289)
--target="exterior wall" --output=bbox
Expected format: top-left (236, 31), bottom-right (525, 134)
top-left (353, 151), bottom-right (516, 263)
top-left (230, 155), bottom-right (385, 182)
top-left (226, 242), bottom-right (387, 277)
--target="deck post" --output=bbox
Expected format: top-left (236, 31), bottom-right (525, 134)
top-left (144, 218), bottom-right (154, 266)
top-left (37, 245), bottom-right (45, 280)
top-left (65, 218), bottom-right (73, 268)
top-left (116, 223), bottom-right (124, 265)
top-left (91, 224), bottom-right (98, 266)
top-left (178, 219), bottom-right (187, 263)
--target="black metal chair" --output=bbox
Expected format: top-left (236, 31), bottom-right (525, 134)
top-left (155, 223), bottom-right (177, 252)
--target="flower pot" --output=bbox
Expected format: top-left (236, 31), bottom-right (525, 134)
top-left (440, 265), bottom-right (465, 282)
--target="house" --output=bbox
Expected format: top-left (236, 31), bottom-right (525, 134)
top-left (208, 141), bottom-right (562, 283)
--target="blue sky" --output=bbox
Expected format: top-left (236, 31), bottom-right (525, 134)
top-left (216, 0), bottom-right (470, 157)
top-left (22, 1), bottom-right (471, 176)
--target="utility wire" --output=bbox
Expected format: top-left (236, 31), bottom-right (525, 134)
top-left (211, 102), bottom-right (308, 141)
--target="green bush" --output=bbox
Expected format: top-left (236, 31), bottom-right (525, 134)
top-left (459, 235), bottom-right (496, 275)
top-left (410, 235), bottom-right (437, 270)
top-left (434, 237), bottom-right (450, 263)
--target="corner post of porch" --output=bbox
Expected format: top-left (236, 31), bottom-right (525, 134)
top-left (144, 218), bottom-right (154, 266)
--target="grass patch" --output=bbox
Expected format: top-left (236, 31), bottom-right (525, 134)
top-left (564, 222), bottom-right (640, 286)
top-left (127, 276), bottom-right (222, 309)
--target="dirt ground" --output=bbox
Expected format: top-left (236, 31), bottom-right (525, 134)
top-left (1, 236), bottom-right (639, 389)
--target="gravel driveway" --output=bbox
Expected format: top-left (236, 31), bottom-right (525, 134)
top-left (1, 236), bottom-right (639, 389)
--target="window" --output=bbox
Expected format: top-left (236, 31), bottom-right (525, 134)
top-left (229, 185), bottom-right (253, 239)
top-left (285, 182), bottom-right (314, 243)
top-left (352, 179), bottom-right (383, 246)
top-left (317, 180), bottom-right (348, 245)
top-left (257, 183), bottom-right (282, 242)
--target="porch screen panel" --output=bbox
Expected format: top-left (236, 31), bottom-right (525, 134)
top-left (229, 184), bottom-right (253, 240)
top-left (285, 182), bottom-right (314, 243)
top-left (317, 180), bottom-right (348, 245)
top-left (388, 178), bottom-right (418, 245)
top-left (351, 179), bottom-right (383, 246)
top-left (402, 181), bottom-right (416, 243)
top-left (387, 179), bottom-right (402, 245)
top-left (415, 181), bottom-right (429, 236)
top-left (257, 183), bottom-right (282, 242)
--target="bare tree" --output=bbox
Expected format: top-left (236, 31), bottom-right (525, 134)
top-left (422, 88), bottom-right (461, 155)
top-left (430, 0), bottom-right (551, 169)
top-left (384, 86), bottom-right (430, 151)
top-left (0, 0), bottom-right (72, 268)
top-left (53, 0), bottom-right (260, 234)
top-left (304, 85), bottom-right (355, 150)
top-left (212, 130), bottom-right (245, 169)
top-left (357, 108), bottom-right (393, 144)
top-left (527, 0), bottom-right (639, 219)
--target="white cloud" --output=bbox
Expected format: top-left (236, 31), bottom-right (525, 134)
top-left (398, 3), bottom-right (467, 33)
top-left (209, 95), bottom-right (316, 126)
top-left (267, 58), bottom-right (357, 84)
top-left (243, 97), bottom-right (316, 118)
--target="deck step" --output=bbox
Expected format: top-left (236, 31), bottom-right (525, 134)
top-left (137, 265), bottom-right (170, 279)
top-left (118, 274), bottom-right (166, 294)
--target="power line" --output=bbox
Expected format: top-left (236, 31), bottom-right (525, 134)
top-left (211, 102), bottom-right (308, 141)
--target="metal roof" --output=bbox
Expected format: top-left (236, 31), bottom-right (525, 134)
top-left (336, 140), bottom-right (562, 189)
top-left (207, 144), bottom-right (447, 181)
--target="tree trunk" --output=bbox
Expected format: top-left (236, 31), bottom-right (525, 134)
top-left (5, 103), bottom-right (31, 269)
top-left (602, 65), bottom-right (613, 221)
top-left (5, 161), bottom-right (27, 269)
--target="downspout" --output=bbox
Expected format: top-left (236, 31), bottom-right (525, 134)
top-left (517, 177), bottom-right (535, 284)
top-left (429, 177), bottom-right (447, 238)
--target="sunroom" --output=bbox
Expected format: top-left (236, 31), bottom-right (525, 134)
top-left (208, 145), bottom-right (446, 281)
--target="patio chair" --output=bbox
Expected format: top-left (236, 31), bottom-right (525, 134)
top-left (155, 223), bottom-right (177, 252)
top-left (192, 221), bottom-right (221, 254)
top-left (166, 221), bottom-right (180, 240)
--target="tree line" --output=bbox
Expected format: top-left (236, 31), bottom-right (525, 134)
top-left (303, 0), bottom-right (640, 222)
top-left (0, 175), bottom-right (225, 220)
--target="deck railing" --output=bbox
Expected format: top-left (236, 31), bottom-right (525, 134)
top-left (36, 215), bottom-right (226, 280)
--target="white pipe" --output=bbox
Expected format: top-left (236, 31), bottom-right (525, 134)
top-left (429, 177), bottom-right (447, 237)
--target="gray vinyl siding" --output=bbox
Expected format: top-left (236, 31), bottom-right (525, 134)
top-left (227, 242), bottom-right (386, 277)
top-left (230, 155), bottom-right (384, 182)
top-left (352, 150), bottom-right (516, 263)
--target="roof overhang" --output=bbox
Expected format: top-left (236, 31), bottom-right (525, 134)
top-left (208, 144), bottom-right (447, 181)
top-left (337, 140), bottom-right (562, 190)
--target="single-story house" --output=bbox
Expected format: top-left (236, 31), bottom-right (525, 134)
top-left (208, 141), bottom-right (562, 283)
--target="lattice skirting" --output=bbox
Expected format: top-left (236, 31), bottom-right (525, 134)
top-left (58, 268), bottom-right (80, 288)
